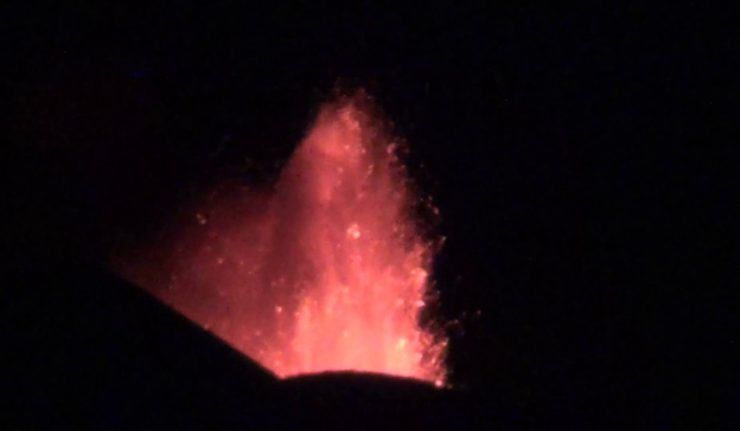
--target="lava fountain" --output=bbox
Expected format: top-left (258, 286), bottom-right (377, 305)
top-left (121, 93), bottom-right (447, 385)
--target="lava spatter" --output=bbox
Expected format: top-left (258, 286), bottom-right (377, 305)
top-left (122, 93), bottom-right (447, 385)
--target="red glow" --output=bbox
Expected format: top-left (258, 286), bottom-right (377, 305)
top-left (122, 93), bottom-right (446, 385)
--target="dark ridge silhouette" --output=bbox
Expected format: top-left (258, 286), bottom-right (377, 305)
top-left (4, 258), bottom-right (482, 429)
top-left (4, 258), bottom-right (279, 428)
top-left (280, 372), bottom-right (484, 429)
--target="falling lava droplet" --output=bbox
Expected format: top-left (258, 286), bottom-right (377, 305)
top-left (121, 91), bottom-right (447, 385)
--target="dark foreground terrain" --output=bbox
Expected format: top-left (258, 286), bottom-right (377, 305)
top-left (5, 258), bottom-right (487, 429)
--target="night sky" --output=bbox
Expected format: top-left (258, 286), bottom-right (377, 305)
top-left (4, 2), bottom-right (736, 428)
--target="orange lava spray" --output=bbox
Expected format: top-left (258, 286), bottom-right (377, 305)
top-left (122, 92), bottom-right (447, 385)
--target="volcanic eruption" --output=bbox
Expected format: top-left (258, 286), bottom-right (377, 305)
top-left (121, 93), bottom-right (447, 385)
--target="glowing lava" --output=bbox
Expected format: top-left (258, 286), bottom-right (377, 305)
top-left (122, 93), bottom-right (446, 384)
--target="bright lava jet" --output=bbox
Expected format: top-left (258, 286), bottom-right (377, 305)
top-left (121, 93), bottom-right (447, 386)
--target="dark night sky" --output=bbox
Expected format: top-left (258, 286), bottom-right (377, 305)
top-left (3, 2), bottom-right (737, 428)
